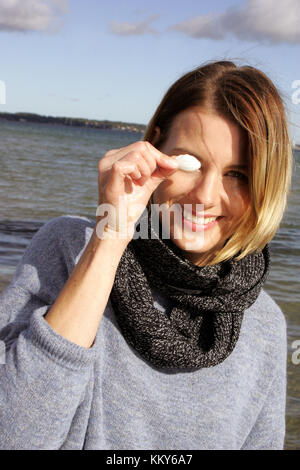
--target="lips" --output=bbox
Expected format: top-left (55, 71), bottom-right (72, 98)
top-left (184, 213), bottom-right (218, 225)
top-left (190, 212), bottom-right (220, 218)
top-left (182, 213), bottom-right (221, 232)
top-left (181, 207), bottom-right (221, 219)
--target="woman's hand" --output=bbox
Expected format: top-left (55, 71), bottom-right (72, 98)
top-left (96, 141), bottom-right (178, 241)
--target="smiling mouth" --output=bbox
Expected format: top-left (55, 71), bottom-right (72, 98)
top-left (183, 213), bottom-right (221, 225)
top-left (168, 204), bottom-right (223, 231)
top-left (178, 205), bottom-right (223, 225)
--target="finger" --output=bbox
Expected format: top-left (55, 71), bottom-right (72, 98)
top-left (98, 147), bottom-right (129, 171)
top-left (124, 151), bottom-right (153, 183)
top-left (104, 141), bottom-right (176, 169)
top-left (111, 160), bottom-right (141, 184)
top-left (141, 141), bottom-right (179, 170)
top-left (122, 145), bottom-right (179, 186)
top-left (104, 147), bottom-right (123, 156)
top-left (125, 143), bottom-right (179, 178)
top-left (150, 164), bottom-right (179, 183)
top-left (100, 141), bottom-right (146, 166)
top-left (100, 141), bottom-right (178, 175)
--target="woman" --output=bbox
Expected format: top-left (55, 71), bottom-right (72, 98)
top-left (0, 60), bottom-right (292, 450)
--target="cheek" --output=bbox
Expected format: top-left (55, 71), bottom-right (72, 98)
top-left (226, 185), bottom-right (250, 216)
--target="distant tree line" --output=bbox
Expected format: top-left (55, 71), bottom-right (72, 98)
top-left (0, 112), bottom-right (146, 133)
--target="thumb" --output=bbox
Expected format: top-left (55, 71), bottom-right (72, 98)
top-left (150, 158), bottom-right (179, 184)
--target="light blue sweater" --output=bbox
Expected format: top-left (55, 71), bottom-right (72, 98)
top-left (0, 215), bottom-right (287, 450)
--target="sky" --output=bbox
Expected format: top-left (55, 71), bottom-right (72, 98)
top-left (0, 0), bottom-right (300, 142)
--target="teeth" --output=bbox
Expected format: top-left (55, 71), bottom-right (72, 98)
top-left (184, 213), bottom-right (218, 224)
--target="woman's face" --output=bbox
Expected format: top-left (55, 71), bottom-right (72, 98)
top-left (152, 106), bottom-right (250, 265)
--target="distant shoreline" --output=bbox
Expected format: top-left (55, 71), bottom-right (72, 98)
top-left (1, 112), bottom-right (299, 149)
top-left (0, 111), bottom-right (146, 134)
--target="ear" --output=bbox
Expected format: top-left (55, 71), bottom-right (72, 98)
top-left (151, 126), bottom-right (161, 146)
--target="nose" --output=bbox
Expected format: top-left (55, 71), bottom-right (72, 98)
top-left (190, 169), bottom-right (221, 207)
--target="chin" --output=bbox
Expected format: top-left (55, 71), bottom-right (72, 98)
top-left (171, 235), bottom-right (206, 254)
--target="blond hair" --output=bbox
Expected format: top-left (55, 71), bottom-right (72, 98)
top-left (143, 60), bottom-right (293, 265)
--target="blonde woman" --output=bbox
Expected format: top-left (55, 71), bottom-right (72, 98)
top-left (0, 60), bottom-right (292, 450)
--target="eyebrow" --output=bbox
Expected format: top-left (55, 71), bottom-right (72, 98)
top-left (172, 147), bottom-right (248, 169)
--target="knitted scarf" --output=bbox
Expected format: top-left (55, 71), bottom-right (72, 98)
top-left (110, 210), bottom-right (270, 370)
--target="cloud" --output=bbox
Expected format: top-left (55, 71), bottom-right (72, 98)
top-left (109, 14), bottom-right (160, 36)
top-left (169, 0), bottom-right (300, 44)
top-left (0, 0), bottom-right (68, 33)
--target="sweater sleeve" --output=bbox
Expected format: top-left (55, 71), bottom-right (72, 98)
top-left (0, 216), bottom-right (100, 450)
top-left (241, 312), bottom-right (287, 450)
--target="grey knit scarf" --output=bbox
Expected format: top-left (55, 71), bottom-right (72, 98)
top-left (110, 210), bottom-right (270, 370)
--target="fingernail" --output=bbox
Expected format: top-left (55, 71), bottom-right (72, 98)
top-left (166, 159), bottom-right (179, 168)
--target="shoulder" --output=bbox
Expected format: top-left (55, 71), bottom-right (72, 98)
top-left (242, 288), bottom-right (287, 365)
top-left (21, 215), bottom-right (96, 270)
top-left (249, 288), bottom-right (287, 332)
top-left (32, 215), bottom-right (95, 249)
top-left (36, 214), bottom-right (95, 239)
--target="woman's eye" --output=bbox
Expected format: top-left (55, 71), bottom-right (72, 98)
top-left (226, 171), bottom-right (248, 181)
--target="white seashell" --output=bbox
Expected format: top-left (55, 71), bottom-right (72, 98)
top-left (174, 154), bottom-right (201, 172)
